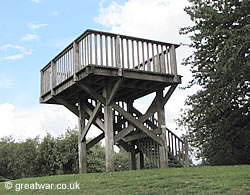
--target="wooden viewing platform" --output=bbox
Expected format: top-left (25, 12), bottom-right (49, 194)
top-left (40, 29), bottom-right (189, 173)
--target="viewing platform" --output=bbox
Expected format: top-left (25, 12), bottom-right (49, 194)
top-left (40, 29), bottom-right (181, 104)
top-left (40, 29), bottom-right (188, 173)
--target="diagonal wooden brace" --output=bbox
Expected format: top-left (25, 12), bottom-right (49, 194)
top-left (78, 83), bottom-right (106, 105)
top-left (80, 102), bottom-right (102, 142)
top-left (82, 102), bottom-right (104, 131)
top-left (111, 102), bottom-right (163, 146)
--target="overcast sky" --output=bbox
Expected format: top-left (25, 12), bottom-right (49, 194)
top-left (0, 0), bottom-right (196, 141)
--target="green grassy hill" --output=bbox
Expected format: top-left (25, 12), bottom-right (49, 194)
top-left (1, 165), bottom-right (250, 194)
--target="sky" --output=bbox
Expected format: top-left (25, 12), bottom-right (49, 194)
top-left (0, 0), bottom-right (196, 141)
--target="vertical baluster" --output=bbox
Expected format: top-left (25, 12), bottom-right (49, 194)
top-left (161, 45), bottom-right (166, 73)
top-left (151, 43), bottom-right (156, 72)
top-left (100, 35), bottom-right (103, 65)
top-left (166, 46), bottom-right (170, 73)
top-left (171, 133), bottom-right (174, 156)
top-left (58, 58), bottom-right (60, 83)
top-left (147, 42), bottom-right (151, 71)
top-left (111, 36), bottom-right (114, 67)
top-left (94, 34), bottom-right (97, 65)
top-left (84, 37), bottom-right (87, 65)
top-left (89, 34), bottom-right (92, 64)
top-left (142, 42), bottom-right (145, 70)
top-left (156, 44), bottom-right (160, 72)
top-left (126, 39), bottom-right (130, 69)
top-left (137, 41), bottom-right (140, 69)
top-left (132, 40), bottom-right (135, 69)
top-left (65, 53), bottom-right (68, 79)
top-left (81, 40), bottom-right (84, 67)
top-left (68, 50), bottom-right (71, 75)
top-left (71, 49), bottom-right (73, 76)
top-left (121, 38), bottom-right (124, 68)
top-left (105, 35), bottom-right (108, 66)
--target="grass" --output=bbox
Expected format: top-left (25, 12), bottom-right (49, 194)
top-left (0, 165), bottom-right (250, 194)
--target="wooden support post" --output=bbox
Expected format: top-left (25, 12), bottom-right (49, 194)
top-left (78, 98), bottom-right (87, 173)
top-left (137, 151), bottom-right (144, 170)
top-left (157, 89), bottom-right (168, 168)
top-left (127, 101), bottom-right (136, 170)
top-left (104, 85), bottom-right (115, 172)
top-left (128, 142), bottom-right (136, 170)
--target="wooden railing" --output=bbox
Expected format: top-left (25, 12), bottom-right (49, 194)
top-left (166, 127), bottom-right (189, 167)
top-left (40, 29), bottom-right (179, 96)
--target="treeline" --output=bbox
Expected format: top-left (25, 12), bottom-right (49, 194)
top-left (0, 129), bottom-right (155, 180)
top-left (0, 129), bottom-right (127, 180)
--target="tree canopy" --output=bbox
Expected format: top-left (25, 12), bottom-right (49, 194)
top-left (179, 0), bottom-right (250, 165)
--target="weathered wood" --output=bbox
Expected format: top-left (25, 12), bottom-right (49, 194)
top-left (82, 102), bottom-right (104, 131)
top-left (111, 103), bottom-right (163, 146)
top-left (53, 96), bottom-right (79, 117)
top-left (78, 83), bottom-right (105, 105)
top-left (139, 151), bottom-right (144, 169)
top-left (86, 133), bottom-right (105, 150)
top-left (51, 61), bottom-right (57, 95)
top-left (104, 85), bottom-right (115, 172)
top-left (80, 102), bottom-right (102, 142)
top-left (73, 41), bottom-right (80, 81)
top-left (170, 45), bottom-right (177, 75)
top-left (157, 89), bottom-right (168, 168)
top-left (78, 98), bottom-right (87, 173)
top-left (123, 133), bottom-right (148, 142)
top-left (107, 78), bottom-right (123, 105)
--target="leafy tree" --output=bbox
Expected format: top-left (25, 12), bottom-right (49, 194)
top-left (178, 0), bottom-right (250, 165)
top-left (114, 152), bottom-right (129, 171)
top-left (87, 142), bottom-right (105, 173)
top-left (0, 136), bottom-right (38, 179)
top-left (36, 134), bottom-right (60, 176)
top-left (56, 129), bottom-right (78, 174)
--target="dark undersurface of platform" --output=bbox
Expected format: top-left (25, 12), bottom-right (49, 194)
top-left (40, 65), bottom-right (181, 105)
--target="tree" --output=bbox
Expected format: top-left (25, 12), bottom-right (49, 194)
top-left (56, 129), bottom-right (78, 174)
top-left (36, 134), bottom-right (60, 176)
top-left (178, 0), bottom-right (250, 165)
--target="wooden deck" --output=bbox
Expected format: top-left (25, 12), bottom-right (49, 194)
top-left (40, 29), bottom-right (181, 105)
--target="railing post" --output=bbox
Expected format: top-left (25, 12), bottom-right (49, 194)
top-left (170, 45), bottom-right (178, 79)
top-left (40, 70), bottom-right (44, 102)
top-left (51, 60), bottom-right (57, 96)
top-left (184, 138), bottom-right (189, 167)
top-left (73, 41), bottom-right (80, 82)
top-left (115, 35), bottom-right (122, 71)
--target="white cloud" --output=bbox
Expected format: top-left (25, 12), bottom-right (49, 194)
top-left (0, 103), bottom-right (102, 141)
top-left (95, 0), bottom-right (195, 134)
top-left (32, 0), bottom-right (40, 3)
top-left (20, 33), bottom-right (38, 41)
top-left (2, 54), bottom-right (24, 60)
top-left (28, 22), bottom-right (48, 29)
top-left (0, 44), bottom-right (32, 61)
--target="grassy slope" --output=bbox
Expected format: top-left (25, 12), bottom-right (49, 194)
top-left (0, 165), bottom-right (250, 195)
